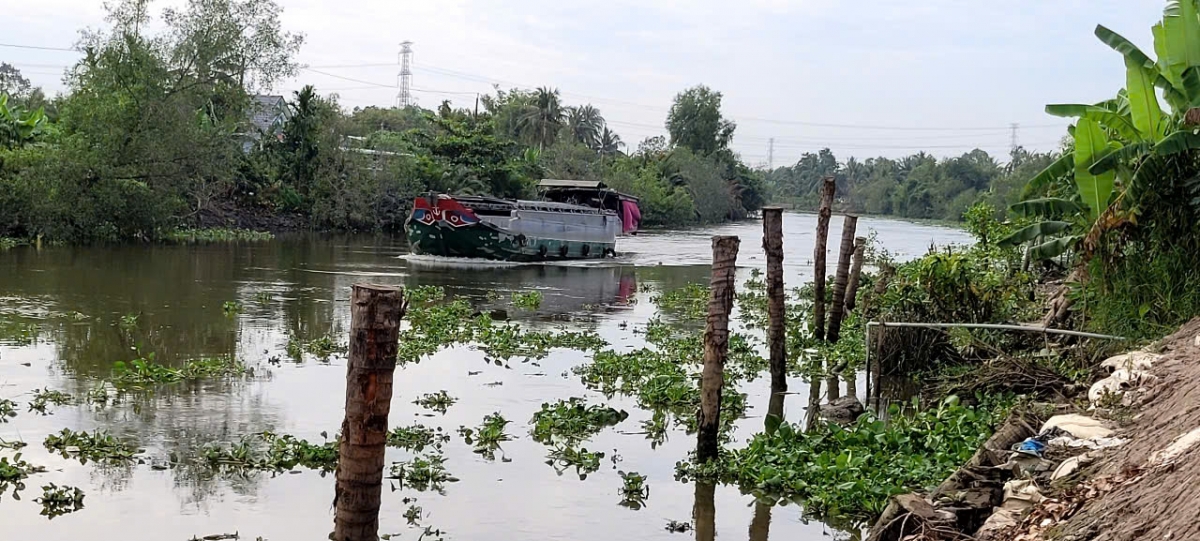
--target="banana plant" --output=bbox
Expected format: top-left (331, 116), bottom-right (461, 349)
top-left (0, 94), bottom-right (46, 149)
top-left (1010, 1), bottom-right (1200, 260)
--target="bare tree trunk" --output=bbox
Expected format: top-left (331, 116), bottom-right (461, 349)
top-left (697, 235), bottom-right (739, 463)
top-left (813, 176), bottom-right (836, 341)
top-left (826, 357), bottom-right (841, 402)
top-left (334, 284), bottom-right (407, 541)
top-left (804, 374), bottom-right (822, 432)
top-left (762, 207), bottom-right (787, 394)
top-left (861, 261), bottom-right (895, 317)
top-left (827, 215), bottom-right (858, 344)
top-left (844, 236), bottom-right (867, 313)
top-left (1042, 268), bottom-right (1081, 328)
top-left (845, 371), bottom-right (857, 400)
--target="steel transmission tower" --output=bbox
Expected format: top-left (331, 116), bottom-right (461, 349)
top-left (396, 41), bottom-right (414, 108)
top-left (768, 137), bottom-right (775, 169)
top-left (1010, 123), bottom-right (1020, 151)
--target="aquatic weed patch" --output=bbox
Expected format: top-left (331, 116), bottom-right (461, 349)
top-left (286, 334), bottom-right (346, 361)
top-left (678, 398), bottom-right (1009, 522)
top-left (0, 453), bottom-right (45, 492)
top-left (618, 471), bottom-right (649, 509)
top-left (36, 483), bottom-right (85, 518)
top-left (44, 429), bottom-right (140, 463)
top-left (510, 290), bottom-right (543, 310)
top-left (0, 398), bottom-right (17, 421)
top-left (201, 432), bottom-right (338, 473)
top-left (530, 398), bottom-right (627, 444)
top-left (545, 444), bottom-right (605, 479)
top-left (651, 283), bottom-right (709, 320)
top-left (412, 391), bottom-right (456, 414)
top-left (458, 413), bottom-right (512, 460)
top-left (387, 424), bottom-right (451, 452)
top-left (27, 388), bottom-right (74, 414)
top-left (113, 354), bottom-right (247, 387)
top-left (387, 452), bottom-right (458, 493)
top-left (163, 228), bottom-right (274, 243)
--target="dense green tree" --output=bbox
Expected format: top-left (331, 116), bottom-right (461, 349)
top-left (518, 87), bottom-right (565, 150)
top-left (665, 85), bottom-right (735, 156)
top-left (566, 104), bottom-right (604, 149)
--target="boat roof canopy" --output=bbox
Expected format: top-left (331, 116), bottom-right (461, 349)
top-left (538, 179), bottom-right (606, 189)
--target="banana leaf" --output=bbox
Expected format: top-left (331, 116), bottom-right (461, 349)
top-left (1045, 104), bottom-right (1141, 142)
top-left (1028, 235), bottom-right (1080, 261)
top-left (1074, 118), bottom-right (1117, 218)
top-left (997, 221), bottom-right (1073, 247)
top-left (1095, 24), bottom-right (1157, 69)
top-left (1089, 140), bottom-right (1153, 174)
top-left (1009, 198), bottom-right (1082, 218)
top-left (1153, 129), bottom-right (1200, 154)
top-left (1184, 65), bottom-right (1200, 107)
top-left (1162, 1), bottom-right (1200, 90)
top-left (1127, 57), bottom-right (1166, 140)
top-left (1154, 22), bottom-right (1182, 88)
top-left (1021, 153), bottom-right (1074, 199)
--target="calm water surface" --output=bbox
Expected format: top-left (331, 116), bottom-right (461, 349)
top-left (0, 213), bottom-right (971, 541)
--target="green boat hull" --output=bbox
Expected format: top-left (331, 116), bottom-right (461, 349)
top-left (405, 219), bottom-right (615, 262)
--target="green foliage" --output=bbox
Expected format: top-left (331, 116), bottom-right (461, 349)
top-left (458, 413), bottom-right (512, 460)
top-left (545, 444), bottom-right (605, 479)
top-left (0, 453), bottom-right (45, 498)
top-left (388, 452), bottom-right (458, 493)
top-left (221, 301), bottom-right (242, 316)
top-left (163, 228), bottom-right (274, 243)
top-left (286, 333), bottom-right (346, 361)
top-left (201, 431), bottom-right (338, 472)
top-left (618, 471), bottom-right (649, 509)
top-left (387, 424), bottom-right (451, 452)
top-left (36, 483), bottom-right (85, 518)
top-left (0, 398), bottom-right (16, 422)
top-left (412, 391), bottom-right (457, 414)
top-left (666, 86), bottom-right (735, 156)
top-left (510, 290), bottom-right (543, 310)
top-left (680, 398), bottom-right (1009, 522)
top-left (651, 283), bottom-right (709, 320)
top-left (27, 388), bottom-right (73, 414)
top-left (0, 94), bottom-right (47, 149)
top-left (44, 429), bottom-right (140, 463)
top-left (770, 147), bottom-right (1054, 222)
top-left (113, 353), bottom-right (247, 387)
top-left (529, 398), bottom-right (628, 444)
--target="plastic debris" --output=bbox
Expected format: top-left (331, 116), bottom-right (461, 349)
top-left (1099, 351), bottom-right (1159, 373)
top-left (1089, 368), bottom-right (1157, 406)
top-left (1147, 426), bottom-right (1200, 468)
top-left (1041, 414), bottom-right (1115, 440)
top-left (1013, 437), bottom-right (1047, 457)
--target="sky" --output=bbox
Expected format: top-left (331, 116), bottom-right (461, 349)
top-left (2, 0), bottom-right (1168, 166)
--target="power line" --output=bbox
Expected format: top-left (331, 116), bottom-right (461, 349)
top-left (0, 43), bottom-right (78, 52)
top-left (302, 67), bottom-right (395, 88)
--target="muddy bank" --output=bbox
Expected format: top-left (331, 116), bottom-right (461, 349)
top-left (868, 318), bottom-right (1200, 541)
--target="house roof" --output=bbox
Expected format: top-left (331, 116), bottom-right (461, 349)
top-left (249, 95), bottom-right (288, 133)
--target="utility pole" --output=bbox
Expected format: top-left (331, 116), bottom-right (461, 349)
top-left (396, 41), bottom-right (413, 108)
top-left (767, 137), bottom-right (775, 169)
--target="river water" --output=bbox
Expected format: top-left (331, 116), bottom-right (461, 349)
top-left (0, 213), bottom-right (971, 541)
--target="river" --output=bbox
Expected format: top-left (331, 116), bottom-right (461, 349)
top-left (0, 213), bottom-right (972, 541)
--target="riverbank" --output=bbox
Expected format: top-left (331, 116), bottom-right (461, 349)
top-left (864, 319), bottom-right (1200, 541)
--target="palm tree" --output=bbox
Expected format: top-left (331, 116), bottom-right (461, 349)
top-left (598, 127), bottom-right (624, 156)
top-left (566, 104), bottom-right (604, 148)
top-left (517, 87), bottom-right (565, 150)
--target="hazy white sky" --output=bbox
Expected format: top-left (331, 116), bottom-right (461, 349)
top-left (3, 0), bottom-right (1166, 165)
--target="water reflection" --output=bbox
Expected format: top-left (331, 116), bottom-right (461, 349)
top-left (0, 215), bottom-right (971, 541)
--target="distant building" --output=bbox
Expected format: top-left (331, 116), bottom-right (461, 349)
top-left (239, 94), bottom-right (289, 152)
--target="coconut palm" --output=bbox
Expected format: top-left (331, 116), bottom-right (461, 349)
top-left (517, 87), bottom-right (565, 150)
top-left (567, 104), bottom-right (604, 148)
top-left (598, 127), bottom-right (624, 156)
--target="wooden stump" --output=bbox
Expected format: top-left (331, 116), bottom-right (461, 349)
top-left (827, 215), bottom-right (858, 344)
top-left (334, 284), bottom-right (407, 541)
top-left (844, 236), bottom-right (867, 313)
top-left (697, 235), bottom-right (739, 463)
top-left (762, 207), bottom-right (787, 394)
top-left (813, 177), bottom-right (836, 341)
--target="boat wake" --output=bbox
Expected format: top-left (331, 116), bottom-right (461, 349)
top-left (399, 253), bottom-right (630, 269)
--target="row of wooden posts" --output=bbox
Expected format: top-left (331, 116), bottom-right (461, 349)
top-left (330, 177), bottom-right (863, 540)
top-left (698, 176), bottom-right (866, 460)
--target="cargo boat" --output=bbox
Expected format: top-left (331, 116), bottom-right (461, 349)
top-left (404, 179), bottom-right (640, 262)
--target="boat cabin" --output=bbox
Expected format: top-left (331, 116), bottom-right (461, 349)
top-left (538, 179), bottom-right (641, 234)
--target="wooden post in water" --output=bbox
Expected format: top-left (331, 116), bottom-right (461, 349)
top-left (827, 215), bottom-right (858, 344)
top-left (844, 236), bottom-right (867, 313)
top-left (812, 177), bottom-right (836, 341)
top-left (693, 481), bottom-right (717, 541)
top-left (334, 284), bottom-right (407, 541)
top-left (697, 235), bottom-right (739, 463)
top-left (762, 207), bottom-right (787, 395)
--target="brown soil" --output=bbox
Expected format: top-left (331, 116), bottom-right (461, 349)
top-left (1009, 318), bottom-right (1200, 541)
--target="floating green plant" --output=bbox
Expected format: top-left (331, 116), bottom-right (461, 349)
top-left (44, 429), bottom-right (140, 463)
top-left (412, 391), bottom-right (456, 414)
top-left (387, 424), bottom-right (450, 453)
top-left (618, 471), bottom-right (649, 509)
top-left (529, 398), bottom-right (627, 444)
top-left (27, 389), bottom-right (73, 414)
top-left (511, 290), bottom-right (543, 310)
top-left (36, 483), bottom-right (85, 518)
top-left (387, 452), bottom-right (458, 493)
